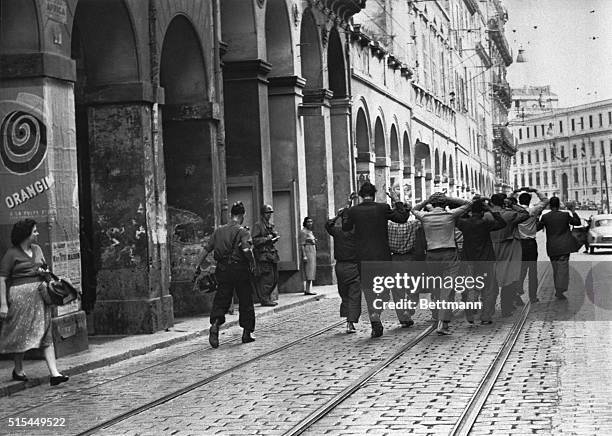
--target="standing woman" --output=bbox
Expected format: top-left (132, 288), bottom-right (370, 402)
top-left (0, 219), bottom-right (68, 386)
top-left (300, 217), bottom-right (317, 295)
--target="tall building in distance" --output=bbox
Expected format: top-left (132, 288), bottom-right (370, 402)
top-left (484, 0), bottom-right (516, 194)
top-left (510, 85), bottom-right (559, 121)
top-left (510, 97), bottom-right (612, 211)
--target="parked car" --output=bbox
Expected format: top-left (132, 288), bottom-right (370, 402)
top-left (587, 214), bottom-right (612, 253)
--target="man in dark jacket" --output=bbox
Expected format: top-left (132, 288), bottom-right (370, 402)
top-left (326, 206), bottom-right (360, 333)
top-left (537, 197), bottom-right (581, 299)
top-left (343, 181), bottom-right (410, 337)
top-left (456, 199), bottom-right (506, 324)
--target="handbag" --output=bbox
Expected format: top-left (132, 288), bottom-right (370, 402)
top-left (38, 270), bottom-right (79, 306)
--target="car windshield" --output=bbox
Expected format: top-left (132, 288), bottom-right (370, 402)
top-left (594, 219), bottom-right (612, 227)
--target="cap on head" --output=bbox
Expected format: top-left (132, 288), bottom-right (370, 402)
top-left (261, 204), bottom-right (274, 214)
top-left (231, 201), bottom-right (246, 216)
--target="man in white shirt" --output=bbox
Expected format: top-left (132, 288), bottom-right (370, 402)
top-left (514, 188), bottom-right (548, 303)
top-left (412, 192), bottom-right (472, 335)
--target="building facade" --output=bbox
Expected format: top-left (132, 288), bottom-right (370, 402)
top-left (510, 99), bottom-right (612, 210)
top-left (0, 0), bottom-right (514, 340)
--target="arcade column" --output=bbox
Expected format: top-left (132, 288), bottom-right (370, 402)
top-left (299, 89), bottom-right (335, 285)
top-left (83, 83), bottom-right (173, 334)
top-left (223, 60), bottom-right (273, 206)
top-left (330, 98), bottom-right (355, 209)
top-left (375, 157), bottom-right (391, 202)
top-left (0, 52), bottom-right (88, 356)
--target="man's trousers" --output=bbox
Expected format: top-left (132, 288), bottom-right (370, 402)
top-left (211, 265), bottom-right (255, 332)
top-left (255, 261), bottom-right (278, 304)
top-left (519, 238), bottom-right (539, 300)
top-left (550, 254), bottom-right (570, 295)
top-left (335, 261), bottom-right (361, 323)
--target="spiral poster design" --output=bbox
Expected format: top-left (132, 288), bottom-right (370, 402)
top-left (0, 110), bottom-right (48, 174)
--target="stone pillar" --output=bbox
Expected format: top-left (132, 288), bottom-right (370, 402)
top-left (403, 166), bottom-right (414, 205)
top-left (268, 75), bottom-right (307, 292)
top-left (84, 83), bottom-right (172, 334)
top-left (390, 160), bottom-right (402, 199)
top-left (223, 60), bottom-right (273, 206)
top-left (0, 53), bottom-right (88, 355)
top-left (161, 101), bottom-right (222, 316)
top-left (300, 89), bottom-right (335, 285)
top-left (330, 98), bottom-right (355, 209)
top-left (375, 157), bottom-right (391, 202)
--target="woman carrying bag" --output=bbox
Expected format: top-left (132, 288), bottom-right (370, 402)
top-left (0, 219), bottom-right (68, 386)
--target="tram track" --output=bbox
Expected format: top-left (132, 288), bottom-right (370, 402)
top-left (283, 298), bottom-right (534, 435)
top-left (76, 319), bottom-right (344, 435)
top-left (449, 301), bottom-right (532, 436)
top-left (3, 300), bottom-right (340, 421)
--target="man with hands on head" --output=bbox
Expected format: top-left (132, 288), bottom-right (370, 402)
top-left (342, 182), bottom-right (410, 338)
top-left (411, 192), bottom-right (473, 335)
top-left (512, 187), bottom-right (548, 303)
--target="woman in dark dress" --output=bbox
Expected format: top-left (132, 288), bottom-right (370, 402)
top-left (0, 219), bottom-right (69, 386)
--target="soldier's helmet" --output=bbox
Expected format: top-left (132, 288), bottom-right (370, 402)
top-left (261, 204), bottom-right (274, 214)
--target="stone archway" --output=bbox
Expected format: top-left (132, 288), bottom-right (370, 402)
top-left (160, 15), bottom-right (214, 317)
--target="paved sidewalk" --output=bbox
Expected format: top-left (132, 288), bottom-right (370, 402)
top-left (0, 285), bottom-right (338, 397)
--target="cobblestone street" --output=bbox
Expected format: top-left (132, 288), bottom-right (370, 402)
top-left (1, 230), bottom-right (611, 436)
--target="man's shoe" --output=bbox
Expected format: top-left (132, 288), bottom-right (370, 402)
top-left (530, 297), bottom-right (540, 303)
top-left (514, 295), bottom-right (525, 307)
top-left (436, 321), bottom-right (451, 335)
top-left (303, 291), bottom-right (317, 296)
top-left (346, 322), bottom-right (356, 333)
top-left (261, 301), bottom-right (278, 307)
top-left (555, 293), bottom-right (567, 300)
top-left (400, 319), bottom-right (415, 328)
top-left (11, 370), bottom-right (27, 382)
top-left (242, 330), bottom-right (255, 343)
top-left (371, 321), bottom-right (383, 338)
top-left (50, 375), bottom-right (69, 386)
top-left (209, 323), bottom-right (220, 348)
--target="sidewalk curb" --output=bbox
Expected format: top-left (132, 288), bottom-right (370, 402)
top-left (0, 292), bottom-right (331, 397)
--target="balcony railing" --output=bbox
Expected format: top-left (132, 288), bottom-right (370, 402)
top-left (493, 124), bottom-right (517, 154)
top-left (491, 80), bottom-right (512, 108)
top-left (488, 17), bottom-right (513, 66)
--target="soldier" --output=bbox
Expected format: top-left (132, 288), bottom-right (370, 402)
top-left (252, 204), bottom-right (280, 306)
top-left (196, 202), bottom-right (257, 348)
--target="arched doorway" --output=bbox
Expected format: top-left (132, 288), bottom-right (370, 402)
top-left (389, 124), bottom-right (401, 196)
top-left (72, 0), bottom-right (143, 333)
top-left (402, 131), bottom-right (412, 202)
top-left (374, 116), bottom-right (388, 201)
top-left (355, 107), bottom-right (373, 189)
top-left (160, 15), bottom-right (213, 316)
top-left (265, 0), bottom-right (304, 292)
top-left (300, 8), bottom-right (335, 284)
